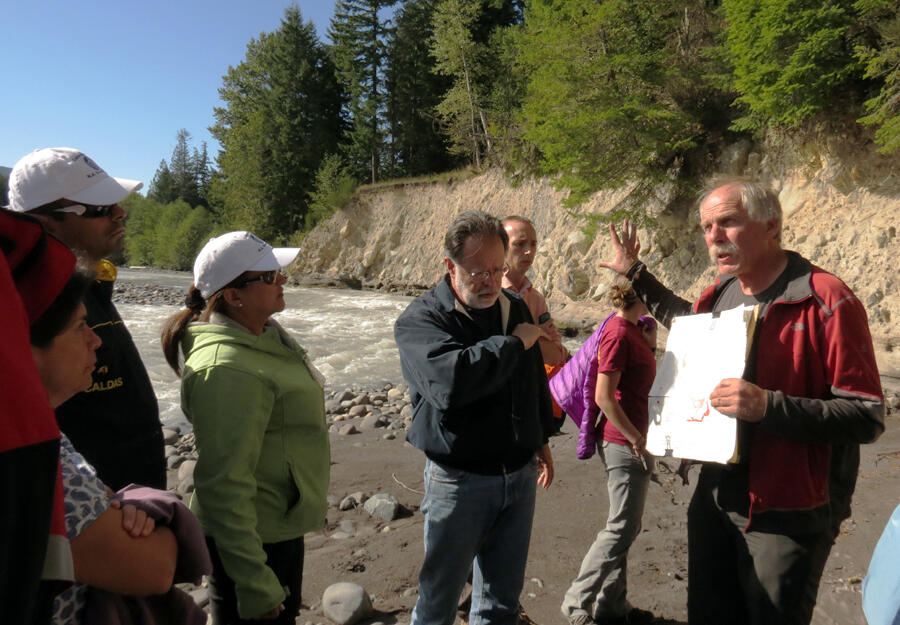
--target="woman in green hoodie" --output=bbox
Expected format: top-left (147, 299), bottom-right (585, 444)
top-left (161, 231), bottom-right (330, 624)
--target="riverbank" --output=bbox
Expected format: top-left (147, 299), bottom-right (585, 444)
top-left (156, 379), bottom-right (900, 625)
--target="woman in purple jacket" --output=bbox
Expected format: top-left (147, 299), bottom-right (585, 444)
top-left (553, 284), bottom-right (658, 625)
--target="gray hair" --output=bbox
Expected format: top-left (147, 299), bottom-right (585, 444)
top-left (444, 211), bottom-right (508, 261)
top-left (699, 177), bottom-right (782, 241)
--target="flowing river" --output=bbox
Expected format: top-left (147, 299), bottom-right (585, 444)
top-left (116, 268), bottom-right (415, 431)
top-left (115, 268), bottom-right (585, 432)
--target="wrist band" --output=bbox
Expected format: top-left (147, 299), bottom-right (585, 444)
top-left (625, 261), bottom-right (645, 281)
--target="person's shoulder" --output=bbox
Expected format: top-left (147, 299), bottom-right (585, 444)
top-left (601, 315), bottom-right (629, 340)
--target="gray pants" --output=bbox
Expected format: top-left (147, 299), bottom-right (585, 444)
top-left (561, 441), bottom-right (653, 621)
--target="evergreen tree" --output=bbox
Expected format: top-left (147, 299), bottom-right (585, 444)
top-left (385, 0), bottom-right (458, 177)
top-left (330, 0), bottom-right (395, 183)
top-left (148, 131), bottom-right (213, 208)
top-left (428, 0), bottom-right (525, 169)
top-left (170, 129), bottom-right (198, 206)
top-left (722, 0), bottom-right (866, 130)
top-left (430, 0), bottom-right (489, 167)
top-left (147, 159), bottom-right (178, 204)
top-left (516, 0), bottom-right (724, 207)
top-left (855, 0), bottom-right (900, 153)
top-left (212, 6), bottom-right (344, 240)
top-left (193, 142), bottom-right (213, 207)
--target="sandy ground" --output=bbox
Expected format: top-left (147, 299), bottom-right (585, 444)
top-left (296, 407), bottom-right (900, 625)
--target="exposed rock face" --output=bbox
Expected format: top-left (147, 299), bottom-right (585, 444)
top-left (291, 134), bottom-right (899, 378)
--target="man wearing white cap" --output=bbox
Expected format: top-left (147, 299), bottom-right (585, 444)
top-left (6, 147), bottom-right (166, 490)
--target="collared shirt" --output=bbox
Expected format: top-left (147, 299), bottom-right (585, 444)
top-left (502, 275), bottom-right (568, 367)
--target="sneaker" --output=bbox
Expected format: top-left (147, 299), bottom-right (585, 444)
top-left (569, 613), bottom-right (597, 625)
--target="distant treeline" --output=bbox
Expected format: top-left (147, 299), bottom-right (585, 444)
top-left (123, 0), bottom-right (898, 270)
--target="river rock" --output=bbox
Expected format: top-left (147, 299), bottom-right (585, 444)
top-left (339, 424), bottom-right (360, 436)
top-left (348, 405), bottom-right (368, 417)
top-left (359, 414), bottom-right (383, 430)
top-left (387, 388), bottom-right (403, 400)
top-left (364, 493), bottom-right (400, 522)
top-left (325, 399), bottom-right (343, 414)
top-left (322, 582), bottom-right (373, 625)
top-left (351, 393), bottom-right (370, 406)
top-left (162, 428), bottom-right (180, 445)
top-left (339, 492), bottom-right (368, 510)
top-left (178, 460), bottom-right (197, 483)
top-left (337, 389), bottom-right (355, 402)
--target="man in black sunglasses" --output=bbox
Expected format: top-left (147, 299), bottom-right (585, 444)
top-left (5, 147), bottom-right (166, 492)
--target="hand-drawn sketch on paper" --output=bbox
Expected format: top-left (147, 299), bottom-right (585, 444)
top-left (646, 305), bottom-right (756, 464)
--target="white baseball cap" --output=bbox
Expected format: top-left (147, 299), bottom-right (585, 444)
top-left (193, 231), bottom-right (300, 298)
top-left (5, 147), bottom-right (143, 213)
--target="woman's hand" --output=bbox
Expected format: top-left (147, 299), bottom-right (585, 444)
top-left (253, 603), bottom-right (285, 620)
top-left (630, 433), bottom-right (647, 457)
top-left (536, 444), bottom-right (554, 489)
top-left (108, 498), bottom-right (155, 538)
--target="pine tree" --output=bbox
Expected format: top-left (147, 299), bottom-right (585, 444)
top-left (330, 0), bottom-right (395, 183)
top-left (212, 6), bottom-right (344, 239)
top-left (855, 0), bottom-right (900, 153)
top-left (385, 0), bottom-right (457, 176)
top-left (516, 0), bottom-right (724, 207)
top-left (147, 159), bottom-right (178, 204)
top-left (722, 0), bottom-right (866, 130)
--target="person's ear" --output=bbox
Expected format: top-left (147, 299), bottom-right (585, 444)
top-left (443, 257), bottom-right (454, 274)
top-left (222, 288), bottom-right (243, 309)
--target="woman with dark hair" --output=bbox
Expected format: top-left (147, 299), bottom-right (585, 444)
top-left (552, 283), bottom-right (658, 625)
top-left (26, 269), bottom-right (180, 624)
top-left (160, 231), bottom-right (330, 624)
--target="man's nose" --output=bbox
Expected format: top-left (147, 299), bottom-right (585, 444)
top-left (111, 203), bottom-right (127, 221)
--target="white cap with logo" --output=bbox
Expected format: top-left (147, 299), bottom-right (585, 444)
top-left (5, 147), bottom-right (143, 213)
top-left (193, 231), bottom-right (300, 298)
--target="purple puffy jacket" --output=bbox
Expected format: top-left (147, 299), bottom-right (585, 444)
top-left (549, 313), bottom-right (656, 459)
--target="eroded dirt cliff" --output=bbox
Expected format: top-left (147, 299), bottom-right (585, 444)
top-left (291, 132), bottom-right (899, 379)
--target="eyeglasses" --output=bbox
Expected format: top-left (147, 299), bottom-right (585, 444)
top-left (49, 203), bottom-right (119, 218)
top-left (235, 270), bottom-right (280, 288)
top-left (462, 265), bottom-right (508, 283)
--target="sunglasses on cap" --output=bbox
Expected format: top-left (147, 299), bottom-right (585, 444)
top-left (39, 203), bottom-right (119, 218)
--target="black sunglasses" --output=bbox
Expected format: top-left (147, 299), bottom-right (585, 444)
top-left (48, 203), bottom-right (118, 218)
top-left (235, 270), bottom-right (280, 288)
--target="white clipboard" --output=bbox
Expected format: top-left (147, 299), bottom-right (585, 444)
top-left (646, 305), bottom-right (756, 464)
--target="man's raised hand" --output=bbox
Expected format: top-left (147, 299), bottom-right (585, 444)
top-left (598, 219), bottom-right (641, 275)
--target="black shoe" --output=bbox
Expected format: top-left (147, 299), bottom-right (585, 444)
top-left (624, 607), bottom-right (655, 624)
top-left (594, 608), bottom-right (654, 625)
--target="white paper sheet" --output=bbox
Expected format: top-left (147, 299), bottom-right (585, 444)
top-left (646, 305), bottom-right (755, 464)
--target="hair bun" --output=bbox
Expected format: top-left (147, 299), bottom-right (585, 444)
top-left (184, 288), bottom-right (206, 313)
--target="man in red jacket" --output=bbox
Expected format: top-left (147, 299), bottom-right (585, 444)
top-left (600, 179), bottom-right (884, 625)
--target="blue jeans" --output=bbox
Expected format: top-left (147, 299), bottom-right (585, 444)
top-left (411, 457), bottom-right (538, 625)
top-left (561, 441), bottom-right (653, 621)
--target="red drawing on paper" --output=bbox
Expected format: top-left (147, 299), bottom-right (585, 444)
top-left (687, 397), bottom-right (710, 423)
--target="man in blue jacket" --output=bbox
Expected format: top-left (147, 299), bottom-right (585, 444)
top-left (395, 210), bottom-right (555, 625)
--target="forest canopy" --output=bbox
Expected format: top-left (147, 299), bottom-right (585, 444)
top-left (125, 0), bottom-right (899, 269)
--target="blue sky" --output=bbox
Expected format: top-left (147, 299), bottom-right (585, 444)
top-left (2, 1), bottom-right (338, 192)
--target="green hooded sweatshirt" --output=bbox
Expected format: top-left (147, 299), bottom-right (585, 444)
top-left (180, 315), bottom-right (329, 618)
